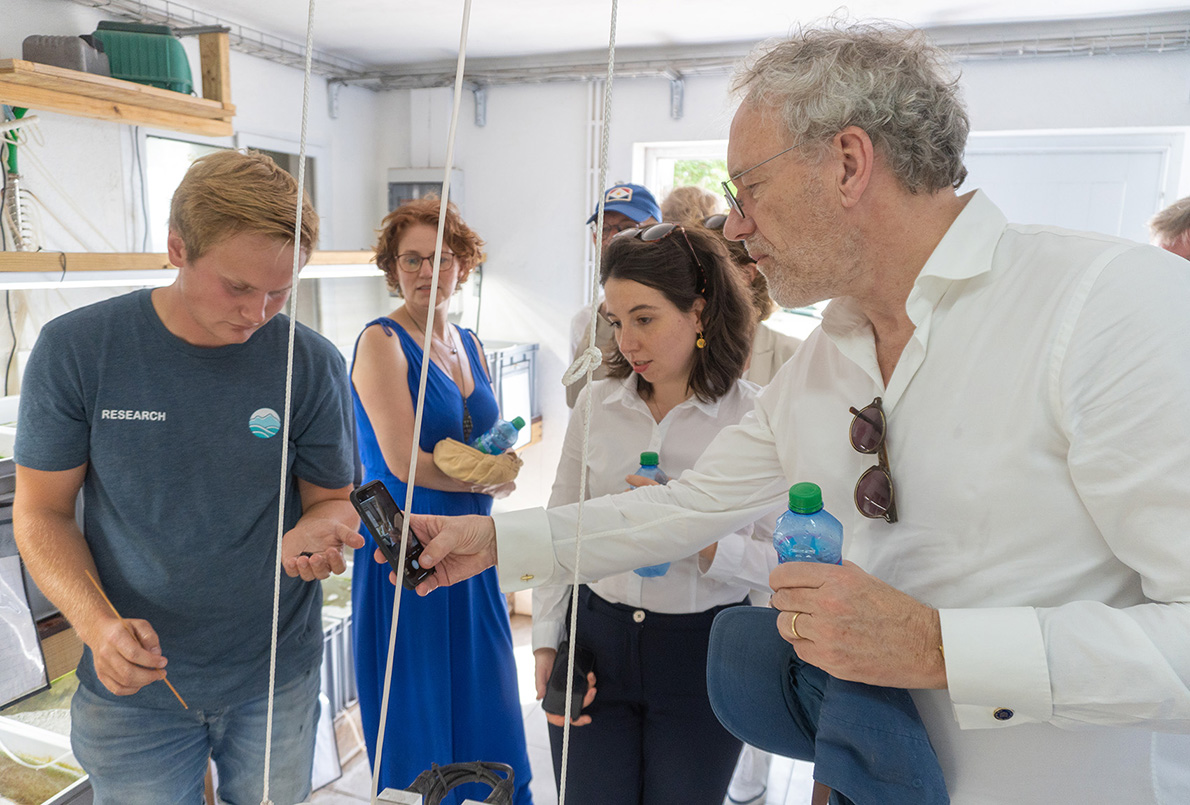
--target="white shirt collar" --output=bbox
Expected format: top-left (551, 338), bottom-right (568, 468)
top-left (604, 373), bottom-right (724, 419)
top-left (823, 189), bottom-right (1007, 333)
top-left (818, 189), bottom-right (1009, 402)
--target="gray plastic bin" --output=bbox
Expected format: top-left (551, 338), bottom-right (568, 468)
top-left (22, 35), bottom-right (110, 76)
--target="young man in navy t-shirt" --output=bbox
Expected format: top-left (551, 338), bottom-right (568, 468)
top-left (13, 150), bottom-right (362, 804)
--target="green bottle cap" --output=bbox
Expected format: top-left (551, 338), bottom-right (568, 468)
top-left (788, 482), bottom-right (824, 514)
top-left (640, 451), bottom-right (660, 466)
top-left (511, 416), bottom-right (526, 430)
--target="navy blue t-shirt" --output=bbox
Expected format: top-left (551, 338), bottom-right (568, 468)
top-left (15, 289), bottom-right (354, 710)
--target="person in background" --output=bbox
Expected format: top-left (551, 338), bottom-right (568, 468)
top-left (1148, 195), bottom-right (1190, 259)
top-left (703, 213), bottom-right (803, 387)
top-left (567, 184), bottom-right (661, 408)
top-left (13, 149), bottom-right (361, 805)
top-left (400, 22), bottom-right (1190, 804)
top-left (349, 197), bottom-right (533, 804)
top-left (661, 184), bottom-right (721, 227)
top-left (534, 223), bottom-right (778, 804)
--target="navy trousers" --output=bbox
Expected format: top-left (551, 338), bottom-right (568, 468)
top-left (548, 586), bottom-right (746, 805)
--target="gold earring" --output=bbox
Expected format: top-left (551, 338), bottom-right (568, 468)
top-left (696, 331), bottom-right (706, 349)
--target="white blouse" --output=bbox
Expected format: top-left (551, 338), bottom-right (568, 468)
top-left (531, 374), bottom-right (779, 652)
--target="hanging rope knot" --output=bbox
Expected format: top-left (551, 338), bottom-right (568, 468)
top-left (562, 345), bottom-right (605, 387)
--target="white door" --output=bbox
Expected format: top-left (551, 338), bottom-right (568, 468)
top-left (964, 130), bottom-right (1186, 244)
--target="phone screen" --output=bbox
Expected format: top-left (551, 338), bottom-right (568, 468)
top-left (350, 480), bottom-right (433, 590)
top-left (359, 492), bottom-right (403, 549)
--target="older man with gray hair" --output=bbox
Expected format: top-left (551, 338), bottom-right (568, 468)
top-left (1149, 195), bottom-right (1190, 258)
top-left (401, 22), bottom-right (1190, 804)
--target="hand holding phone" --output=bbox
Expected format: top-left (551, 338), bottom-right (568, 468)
top-left (542, 641), bottom-right (596, 719)
top-left (349, 480), bottom-right (435, 591)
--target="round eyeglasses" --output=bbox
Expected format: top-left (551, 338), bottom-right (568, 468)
top-left (395, 252), bottom-right (456, 273)
top-left (849, 396), bottom-right (898, 523)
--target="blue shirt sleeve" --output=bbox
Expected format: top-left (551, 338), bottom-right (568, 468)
top-left (14, 319), bottom-right (91, 471)
top-left (289, 334), bottom-right (354, 490)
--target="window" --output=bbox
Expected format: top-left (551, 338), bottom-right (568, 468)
top-left (634, 139), bottom-right (824, 334)
top-left (633, 139), bottom-right (729, 204)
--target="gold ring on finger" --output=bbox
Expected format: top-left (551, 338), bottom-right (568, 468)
top-left (790, 611), bottom-right (804, 640)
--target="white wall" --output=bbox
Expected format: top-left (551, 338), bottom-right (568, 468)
top-left (961, 51), bottom-right (1190, 133)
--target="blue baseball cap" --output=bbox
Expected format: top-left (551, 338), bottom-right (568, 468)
top-left (708, 607), bottom-right (949, 805)
top-left (586, 184), bottom-right (662, 225)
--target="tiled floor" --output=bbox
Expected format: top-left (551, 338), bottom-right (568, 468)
top-left (309, 615), bottom-right (814, 805)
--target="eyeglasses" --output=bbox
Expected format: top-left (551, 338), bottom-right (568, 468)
top-left (599, 220), bottom-right (638, 240)
top-left (848, 397), bottom-right (898, 523)
top-left (722, 143), bottom-right (801, 220)
top-left (613, 222), bottom-right (707, 294)
top-left (396, 252), bottom-right (456, 273)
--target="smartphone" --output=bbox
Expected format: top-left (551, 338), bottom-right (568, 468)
top-left (542, 641), bottom-right (595, 718)
top-left (349, 480), bottom-right (434, 591)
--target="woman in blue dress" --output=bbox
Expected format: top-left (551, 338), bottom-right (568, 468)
top-left (350, 197), bottom-right (533, 804)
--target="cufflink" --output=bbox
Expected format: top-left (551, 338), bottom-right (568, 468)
top-left (520, 574), bottom-right (534, 581)
top-left (993, 708), bottom-right (1014, 721)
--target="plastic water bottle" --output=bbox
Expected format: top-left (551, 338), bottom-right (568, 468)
top-left (772, 482), bottom-right (843, 565)
top-left (471, 416), bottom-right (526, 455)
top-left (632, 452), bottom-right (672, 577)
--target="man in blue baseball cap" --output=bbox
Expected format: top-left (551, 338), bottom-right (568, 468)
top-left (584, 183), bottom-right (662, 231)
top-left (567, 184), bottom-right (662, 407)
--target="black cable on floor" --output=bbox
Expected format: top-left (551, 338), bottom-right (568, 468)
top-left (405, 760), bottom-right (515, 805)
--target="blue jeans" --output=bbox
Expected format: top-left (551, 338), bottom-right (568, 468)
top-left (71, 665), bottom-right (321, 805)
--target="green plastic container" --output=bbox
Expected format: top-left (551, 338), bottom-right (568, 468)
top-left (92, 21), bottom-right (193, 95)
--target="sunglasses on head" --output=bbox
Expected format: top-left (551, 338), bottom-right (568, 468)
top-left (849, 397), bottom-right (898, 523)
top-left (613, 222), bottom-right (708, 295)
top-left (702, 213), bottom-right (728, 231)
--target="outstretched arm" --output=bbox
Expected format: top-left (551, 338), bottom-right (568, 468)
top-left (281, 480), bottom-right (364, 581)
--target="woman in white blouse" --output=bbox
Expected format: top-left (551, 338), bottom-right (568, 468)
top-left (532, 224), bottom-right (779, 805)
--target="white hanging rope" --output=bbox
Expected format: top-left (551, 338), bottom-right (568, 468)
top-left (557, 2), bottom-right (619, 802)
top-left (261, 0), bottom-right (317, 801)
top-left (253, 0), bottom-right (613, 800)
top-left (368, 2), bottom-right (473, 802)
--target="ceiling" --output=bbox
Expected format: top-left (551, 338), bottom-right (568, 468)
top-left (162, 0), bottom-right (1190, 69)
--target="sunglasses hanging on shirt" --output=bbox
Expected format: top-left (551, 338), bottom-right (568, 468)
top-left (849, 397), bottom-right (898, 523)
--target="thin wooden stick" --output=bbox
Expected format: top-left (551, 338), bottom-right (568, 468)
top-left (84, 569), bottom-right (188, 709)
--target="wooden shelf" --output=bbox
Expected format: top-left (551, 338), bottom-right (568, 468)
top-left (0, 250), bottom-right (375, 273)
top-left (0, 32), bottom-right (235, 137)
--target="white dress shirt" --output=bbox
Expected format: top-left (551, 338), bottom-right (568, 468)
top-left (533, 374), bottom-right (778, 652)
top-left (495, 190), bottom-right (1190, 803)
top-left (744, 321), bottom-right (802, 387)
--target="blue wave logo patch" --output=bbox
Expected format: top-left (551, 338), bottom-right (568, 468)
top-left (249, 408), bottom-right (281, 439)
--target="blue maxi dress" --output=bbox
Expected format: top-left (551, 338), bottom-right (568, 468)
top-left (350, 317), bottom-right (533, 805)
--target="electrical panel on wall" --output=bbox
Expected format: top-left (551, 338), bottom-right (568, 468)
top-left (386, 168), bottom-right (479, 332)
top-left (387, 167), bottom-right (464, 214)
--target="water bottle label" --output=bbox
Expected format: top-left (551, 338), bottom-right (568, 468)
top-left (772, 510), bottom-right (843, 565)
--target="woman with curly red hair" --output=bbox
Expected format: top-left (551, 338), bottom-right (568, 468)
top-left (350, 197), bottom-right (533, 804)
